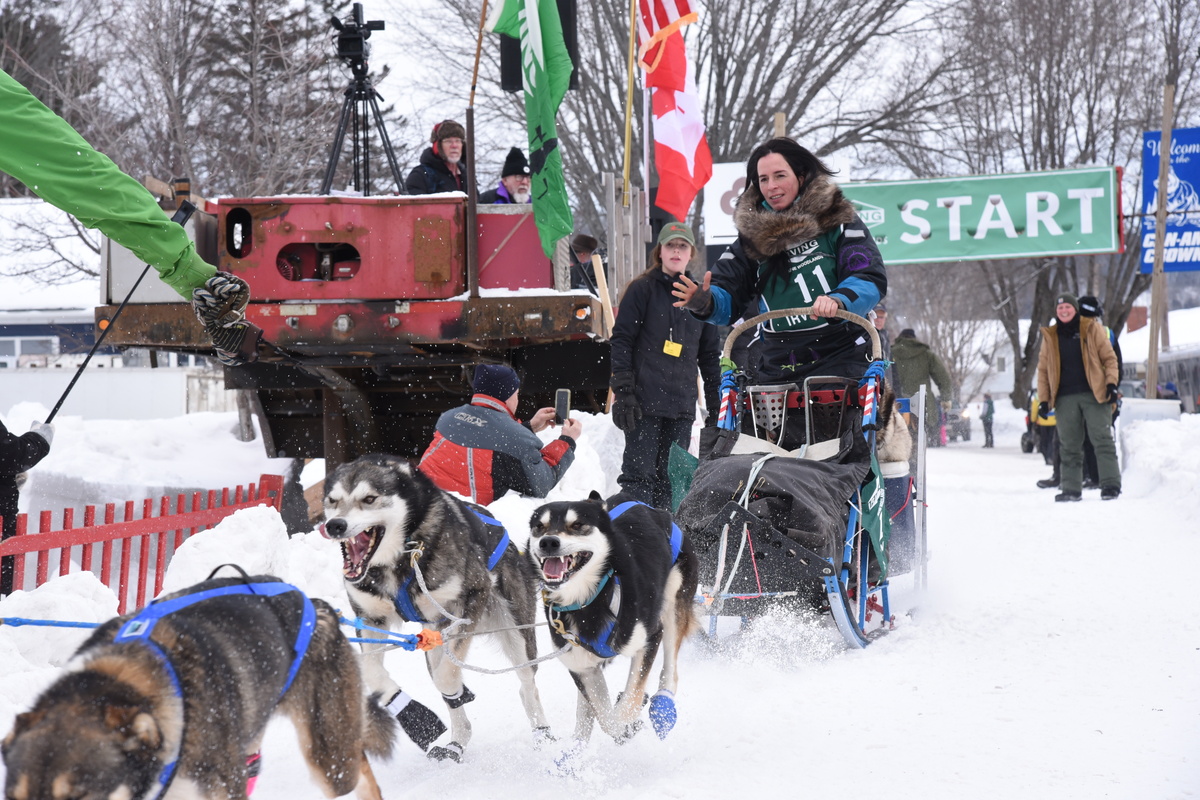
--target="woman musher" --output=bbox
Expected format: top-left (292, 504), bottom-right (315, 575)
top-left (672, 138), bottom-right (887, 448)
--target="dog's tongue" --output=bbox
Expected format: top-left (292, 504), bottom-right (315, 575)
top-left (347, 532), bottom-right (373, 564)
top-left (542, 556), bottom-right (569, 580)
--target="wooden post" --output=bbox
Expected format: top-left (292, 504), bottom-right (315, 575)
top-left (1146, 83), bottom-right (1174, 401)
top-left (773, 112), bottom-right (786, 138)
top-left (592, 253), bottom-right (616, 336)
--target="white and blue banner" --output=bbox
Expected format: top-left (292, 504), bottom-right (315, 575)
top-left (1141, 127), bottom-right (1200, 272)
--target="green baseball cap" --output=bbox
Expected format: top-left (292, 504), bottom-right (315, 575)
top-left (656, 222), bottom-right (696, 247)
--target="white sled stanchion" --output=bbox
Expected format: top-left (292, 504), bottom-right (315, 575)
top-left (681, 306), bottom-right (924, 649)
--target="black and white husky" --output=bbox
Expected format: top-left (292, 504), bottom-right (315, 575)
top-left (322, 454), bottom-right (551, 763)
top-left (528, 494), bottom-right (700, 746)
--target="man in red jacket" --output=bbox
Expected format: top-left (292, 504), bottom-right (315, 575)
top-left (419, 365), bottom-right (582, 504)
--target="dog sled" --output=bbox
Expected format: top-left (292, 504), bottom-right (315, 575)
top-left (675, 308), bottom-right (928, 648)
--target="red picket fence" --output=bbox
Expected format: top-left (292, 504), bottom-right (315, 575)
top-left (0, 474), bottom-right (284, 613)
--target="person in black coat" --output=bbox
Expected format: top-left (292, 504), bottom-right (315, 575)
top-left (405, 119), bottom-right (470, 196)
top-left (1, 419), bottom-right (53, 595)
top-left (610, 222), bottom-right (720, 508)
top-left (568, 232), bottom-right (608, 297)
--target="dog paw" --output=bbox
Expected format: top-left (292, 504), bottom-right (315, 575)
top-left (426, 741), bottom-right (464, 763)
top-left (649, 691), bottom-right (677, 739)
top-left (532, 726), bottom-right (556, 750)
top-left (550, 740), bottom-right (586, 777)
top-left (613, 719), bottom-right (644, 745)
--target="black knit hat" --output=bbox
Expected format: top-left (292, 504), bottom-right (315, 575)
top-left (473, 364), bottom-right (520, 400)
top-left (1055, 292), bottom-right (1079, 312)
top-left (502, 147), bottom-right (530, 177)
top-left (1078, 295), bottom-right (1103, 318)
top-left (431, 119), bottom-right (466, 145)
top-left (898, 328), bottom-right (916, 339)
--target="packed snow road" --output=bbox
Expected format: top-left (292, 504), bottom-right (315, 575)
top-left (1, 409), bottom-right (1196, 798)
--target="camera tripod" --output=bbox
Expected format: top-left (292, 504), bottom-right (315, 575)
top-left (319, 6), bottom-right (403, 195)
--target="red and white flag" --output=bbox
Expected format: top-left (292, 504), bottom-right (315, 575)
top-left (637, 0), bottom-right (698, 72)
top-left (643, 28), bottom-right (712, 223)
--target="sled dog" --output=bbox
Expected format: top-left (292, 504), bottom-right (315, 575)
top-left (322, 454), bottom-right (551, 762)
top-left (529, 494), bottom-right (700, 744)
top-left (2, 573), bottom-right (396, 800)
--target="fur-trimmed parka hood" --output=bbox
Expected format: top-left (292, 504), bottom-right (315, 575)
top-left (733, 174), bottom-right (859, 261)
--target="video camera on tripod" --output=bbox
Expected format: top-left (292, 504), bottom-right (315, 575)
top-left (330, 3), bottom-right (384, 73)
top-left (320, 2), bottom-right (402, 195)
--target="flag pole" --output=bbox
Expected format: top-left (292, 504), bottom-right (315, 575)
top-left (622, 0), bottom-right (638, 207)
top-left (469, 0), bottom-right (490, 108)
top-left (464, 0), bottom-right (490, 299)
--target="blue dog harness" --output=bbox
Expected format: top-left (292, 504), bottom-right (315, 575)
top-left (393, 507), bottom-right (512, 624)
top-left (546, 502), bottom-right (684, 659)
top-left (113, 582), bottom-right (317, 800)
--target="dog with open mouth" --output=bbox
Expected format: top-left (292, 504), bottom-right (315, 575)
top-left (323, 454), bottom-right (552, 763)
top-left (529, 493), bottom-right (700, 747)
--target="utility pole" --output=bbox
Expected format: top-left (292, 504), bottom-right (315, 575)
top-left (1145, 83), bottom-right (1174, 400)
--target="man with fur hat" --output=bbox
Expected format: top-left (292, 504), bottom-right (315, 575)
top-left (568, 231), bottom-right (609, 297)
top-left (1036, 292), bottom-right (1121, 502)
top-left (406, 119), bottom-right (470, 196)
top-left (418, 364), bottom-right (582, 504)
top-left (479, 147), bottom-right (532, 204)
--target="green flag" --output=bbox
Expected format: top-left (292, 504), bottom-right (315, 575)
top-left (486, 0), bottom-right (574, 257)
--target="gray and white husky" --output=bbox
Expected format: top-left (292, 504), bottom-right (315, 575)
top-left (322, 454), bottom-right (551, 763)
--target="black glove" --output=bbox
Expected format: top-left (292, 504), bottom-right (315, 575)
top-left (610, 372), bottom-right (641, 432)
top-left (612, 394), bottom-right (642, 432)
top-left (1037, 401), bottom-right (1050, 419)
top-left (682, 283), bottom-right (714, 316)
top-left (1106, 384), bottom-right (1119, 404)
top-left (610, 372), bottom-right (636, 395)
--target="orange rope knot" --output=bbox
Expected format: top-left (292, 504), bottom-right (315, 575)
top-left (416, 629), bottom-right (443, 651)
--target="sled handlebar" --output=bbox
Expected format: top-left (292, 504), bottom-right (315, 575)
top-left (720, 307), bottom-right (882, 362)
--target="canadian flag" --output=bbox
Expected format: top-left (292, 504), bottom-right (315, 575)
top-left (644, 29), bottom-right (713, 223)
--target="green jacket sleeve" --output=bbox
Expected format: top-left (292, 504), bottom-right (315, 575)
top-left (0, 70), bottom-right (216, 299)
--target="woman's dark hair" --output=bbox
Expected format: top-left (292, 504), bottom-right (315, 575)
top-left (743, 137), bottom-right (834, 204)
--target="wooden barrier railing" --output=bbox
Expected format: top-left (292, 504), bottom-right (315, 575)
top-left (0, 474), bottom-right (284, 613)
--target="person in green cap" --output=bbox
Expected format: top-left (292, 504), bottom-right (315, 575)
top-left (609, 222), bottom-right (720, 508)
top-left (0, 69), bottom-right (258, 365)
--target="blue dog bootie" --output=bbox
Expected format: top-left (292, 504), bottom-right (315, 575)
top-left (648, 690), bottom-right (677, 739)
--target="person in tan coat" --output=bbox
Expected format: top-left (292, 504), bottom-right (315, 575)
top-left (1036, 292), bottom-right (1120, 501)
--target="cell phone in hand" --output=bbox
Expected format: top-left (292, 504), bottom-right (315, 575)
top-left (555, 388), bottom-right (571, 425)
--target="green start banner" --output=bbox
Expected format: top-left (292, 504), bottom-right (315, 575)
top-left (840, 167), bottom-right (1122, 264)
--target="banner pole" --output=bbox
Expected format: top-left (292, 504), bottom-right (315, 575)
top-left (621, 0), bottom-right (637, 207)
top-left (1146, 82), bottom-right (1174, 401)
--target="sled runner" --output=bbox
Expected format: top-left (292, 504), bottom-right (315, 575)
top-left (675, 308), bottom-right (928, 648)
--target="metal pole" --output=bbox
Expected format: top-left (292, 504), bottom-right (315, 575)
top-left (46, 202), bottom-right (197, 423)
top-left (621, 0), bottom-right (637, 206)
top-left (1146, 83), bottom-right (1174, 401)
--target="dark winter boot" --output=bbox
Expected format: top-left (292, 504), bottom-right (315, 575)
top-left (1054, 491), bottom-right (1082, 503)
top-left (1036, 473), bottom-right (1060, 489)
top-left (1082, 478), bottom-right (1100, 490)
top-left (1101, 486), bottom-right (1121, 500)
